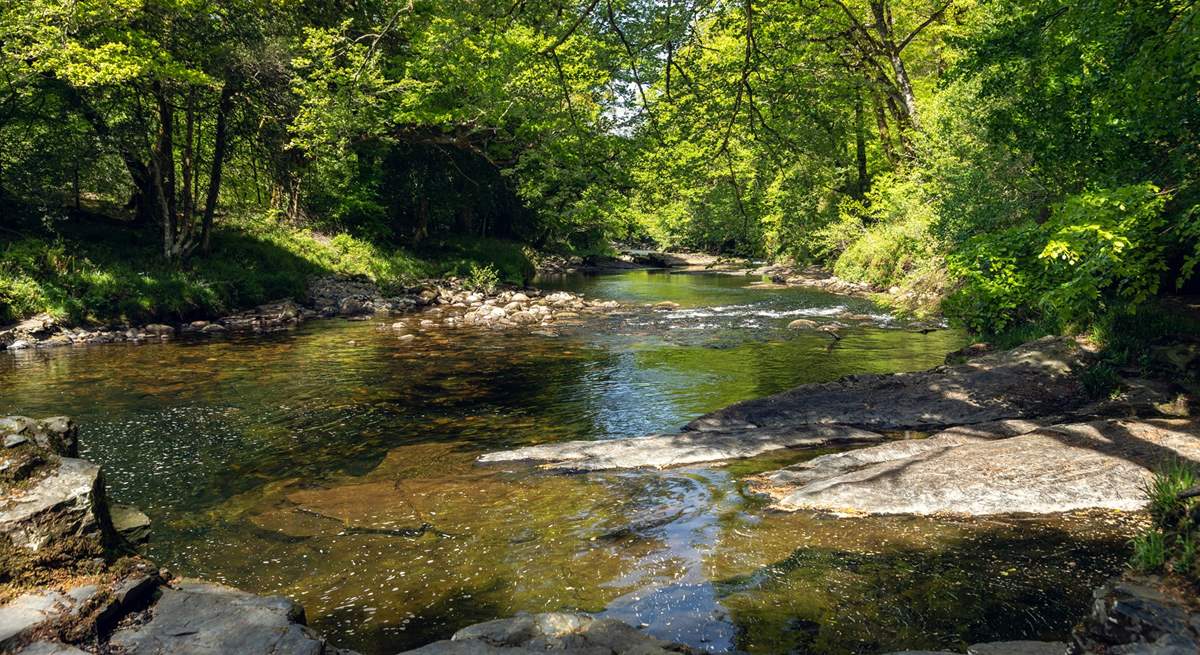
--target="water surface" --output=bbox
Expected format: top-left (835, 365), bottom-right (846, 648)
top-left (0, 271), bottom-right (1135, 654)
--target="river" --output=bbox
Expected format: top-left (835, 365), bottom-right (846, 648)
top-left (0, 270), bottom-right (1134, 654)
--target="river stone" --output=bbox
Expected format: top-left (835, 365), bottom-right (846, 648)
top-left (111, 503), bottom-right (152, 544)
top-left (753, 418), bottom-right (1200, 515)
top-left (685, 337), bottom-right (1092, 433)
top-left (110, 580), bottom-right (336, 655)
top-left (0, 457), bottom-right (112, 550)
top-left (478, 425), bottom-right (886, 471)
top-left (787, 319), bottom-right (819, 330)
top-left (402, 612), bottom-right (694, 654)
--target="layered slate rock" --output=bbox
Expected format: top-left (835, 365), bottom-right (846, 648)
top-left (1069, 577), bottom-right (1200, 655)
top-left (402, 612), bottom-right (702, 654)
top-left (0, 457), bottom-right (111, 551)
top-left (477, 426), bottom-right (885, 471)
top-left (110, 580), bottom-right (349, 655)
top-left (685, 337), bottom-right (1092, 433)
top-left (750, 418), bottom-right (1200, 515)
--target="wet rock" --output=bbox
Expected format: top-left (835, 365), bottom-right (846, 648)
top-left (1069, 577), bottom-right (1200, 655)
top-left (403, 612), bottom-right (698, 654)
top-left (478, 425), bottom-right (885, 471)
top-left (752, 418), bottom-right (1200, 515)
top-left (111, 503), bottom-right (152, 544)
top-left (7, 339), bottom-right (31, 350)
top-left (787, 319), bottom-right (818, 330)
top-left (110, 580), bottom-right (347, 655)
top-left (686, 337), bottom-right (1093, 433)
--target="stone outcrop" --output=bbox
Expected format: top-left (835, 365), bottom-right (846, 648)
top-left (477, 425), bottom-right (885, 471)
top-left (1, 417), bottom-right (113, 554)
top-left (685, 337), bottom-right (1093, 433)
top-left (1069, 577), bottom-right (1200, 654)
top-left (402, 612), bottom-right (702, 655)
top-left (749, 418), bottom-right (1200, 515)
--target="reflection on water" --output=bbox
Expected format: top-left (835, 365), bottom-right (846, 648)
top-left (0, 271), bottom-right (1135, 654)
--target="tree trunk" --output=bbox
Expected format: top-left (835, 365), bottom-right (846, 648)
top-left (854, 87), bottom-right (868, 197)
top-left (869, 0), bottom-right (921, 134)
top-left (870, 89), bottom-right (897, 166)
top-left (200, 83), bottom-right (235, 254)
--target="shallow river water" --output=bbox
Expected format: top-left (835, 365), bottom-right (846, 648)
top-left (1, 271), bottom-right (1138, 654)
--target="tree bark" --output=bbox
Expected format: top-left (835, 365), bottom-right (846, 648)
top-left (200, 82), bottom-right (235, 254)
top-left (854, 87), bottom-right (868, 197)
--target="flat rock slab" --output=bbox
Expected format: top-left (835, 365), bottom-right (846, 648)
top-left (686, 337), bottom-right (1091, 433)
top-left (110, 580), bottom-right (337, 655)
top-left (967, 642), bottom-right (1066, 655)
top-left (402, 612), bottom-right (697, 654)
top-left (478, 426), bottom-right (886, 471)
top-left (752, 418), bottom-right (1200, 515)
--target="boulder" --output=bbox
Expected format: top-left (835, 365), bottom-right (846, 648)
top-left (751, 418), bottom-right (1200, 515)
top-left (686, 337), bottom-right (1093, 433)
top-left (787, 319), bottom-right (819, 330)
top-left (402, 612), bottom-right (697, 655)
top-left (110, 580), bottom-right (343, 655)
top-left (478, 425), bottom-right (885, 471)
top-left (0, 457), bottom-right (113, 551)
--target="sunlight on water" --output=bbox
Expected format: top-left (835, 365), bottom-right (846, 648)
top-left (0, 271), bottom-right (1136, 654)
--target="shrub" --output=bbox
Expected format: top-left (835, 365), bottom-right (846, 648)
top-left (464, 263), bottom-right (500, 294)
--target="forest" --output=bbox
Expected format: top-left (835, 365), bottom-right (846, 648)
top-left (1, 0), bottom-right (1198, 335)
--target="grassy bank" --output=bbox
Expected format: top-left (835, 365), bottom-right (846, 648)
top-left (0, 212), bottom-right (535, 326)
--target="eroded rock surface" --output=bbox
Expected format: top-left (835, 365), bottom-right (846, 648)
top-left (477, 425), bottom-right (885, 471)
top-left (751, 418), bottom-right (1200, 515)
top-left (402, 612), bottom-right (701, 654)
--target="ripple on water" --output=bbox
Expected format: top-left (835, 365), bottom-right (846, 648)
top-left (0, 271), bottom-right (1133, 654)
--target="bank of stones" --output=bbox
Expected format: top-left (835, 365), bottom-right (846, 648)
top-left (0, 276), bottom-right (623, 352)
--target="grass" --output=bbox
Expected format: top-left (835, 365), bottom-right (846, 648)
top-left (0, 211), bottom-right (535, 326)
top-left (1131, 460), bottom-right (1200, 583)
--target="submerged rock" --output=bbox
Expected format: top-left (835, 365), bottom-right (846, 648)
top-left (751, 418), bottom-right (1200, 515)
top-left (478, 425), bottom-right (885, 470)
top-left (686, 337), bottom-right (1093, 433)
top-left (111, 503), bottom-right (152, 545)
top-left (403, 612), bottom-right (700, 654)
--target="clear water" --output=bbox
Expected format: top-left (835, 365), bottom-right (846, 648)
top-left (0, 271), bottom-right (1136, 654)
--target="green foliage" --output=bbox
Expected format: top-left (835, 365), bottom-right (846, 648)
top-left (944, 184), bottom-right (1189, 335)
top-left (463, 263), bottom-right (500, 294)
top-left (1079, 363), bottom-right (1121, 400)
top-left (1131, 461), bottom-right (1200, 582)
